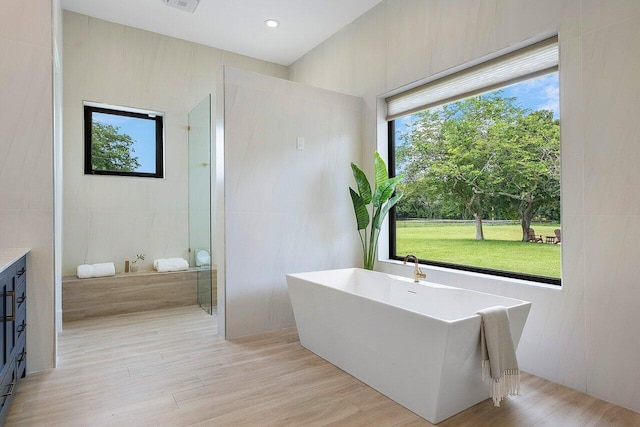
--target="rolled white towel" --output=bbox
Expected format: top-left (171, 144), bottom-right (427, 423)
top-left (152, 258), bottom-right (180, 270)
top-left (153, 258), bottom-right (168, 270)
top-left (154, 258), bottom-right (189, 273)
top-left (77, 264), bottom-right (93, 279)
top-left (93, 262), bottom-right (116, 277)
top-left (77, 262), bottom-right (116, 279)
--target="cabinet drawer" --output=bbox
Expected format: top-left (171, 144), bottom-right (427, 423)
top-left (15, 338), bottom-right (26, 380)
top-left (15, 261), bottom-right (26, 294)
top-left (4, 296), bottom-right (16, 363)
top-left (0, 264), bottom-right (15, 288)
top-left (2, 274), bottom-right (15, 375)
top-left (15, 309), bottom-right (26, 343)
top-left (15, 279), bottom-right (26, 316)
top-left (0, 362), bottom-right (16, 426)
top-left (14, 257), bottom-right (26, 283)
top-left (0, 272), bottom-right (6, 377)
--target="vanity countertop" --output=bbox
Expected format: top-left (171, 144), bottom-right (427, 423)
top-left (0, 248), bottom-right (30, 274)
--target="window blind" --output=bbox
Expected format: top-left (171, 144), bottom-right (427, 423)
top-left (386, 36), bottom-right (558, 120)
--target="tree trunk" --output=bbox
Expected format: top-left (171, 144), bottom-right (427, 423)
top-left (521, 216), bottom-right (531, 241)
top-left (473, 212), bottom-right (485, 241)
top-left (520, 200), bottom-right (533, 241)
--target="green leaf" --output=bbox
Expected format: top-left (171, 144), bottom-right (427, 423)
top-left (373, 175), bottom-right (403, 207)
top-left (374, 152), bottom-right (389, 190)
top-left (91, 121), bottom-right (141, 172)
top-left (349, 187), bottom-right (370, 230)
top-left (373, 190), bottom-right (403, 230)
top-left (351, 163), bottom-right (372, 204)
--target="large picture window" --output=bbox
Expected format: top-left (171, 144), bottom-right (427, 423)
top-left (388, 37), bottom-right (561, 285)
top-left (84, 103), bottom-right (164, 178)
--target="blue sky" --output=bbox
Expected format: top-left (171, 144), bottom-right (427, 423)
top-left (94, 112), bottom-right (157, 173)
top-left (501, 72), bottom-right (559, 118)
top-left (395, 71), bottom-right (559, 132)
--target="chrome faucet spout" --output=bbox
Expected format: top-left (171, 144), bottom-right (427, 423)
top-left (403, 254), bottom-right (426, 283)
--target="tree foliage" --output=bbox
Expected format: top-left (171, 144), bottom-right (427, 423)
top-left (396, 92), bottom-right (560, 241)
top-left (91, 122), bottom-right (140, 172)
top-left (493, 109), bottom-right (560, 240)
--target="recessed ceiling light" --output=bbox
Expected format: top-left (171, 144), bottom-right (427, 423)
top-left (264, 19), bottom-right (280, 28)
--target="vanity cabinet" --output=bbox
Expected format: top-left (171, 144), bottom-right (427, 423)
top-left (0, 254), bottom-right (27, 426)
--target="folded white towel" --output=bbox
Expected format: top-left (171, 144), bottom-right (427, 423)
top-left (151, 258), bottom-right (180, 270)
top-left (77, 262), bottom-right (116, 279)
top-left (152, 259), bottom-right (183, 270)
top-left (153, 259), bottom-right (169, 270)
top-left (77, 264), bottom-right (92, 279)
top-left (477, 306), bottom-right (520, 407)
top-left (154, 258), bottom-right (189, 273)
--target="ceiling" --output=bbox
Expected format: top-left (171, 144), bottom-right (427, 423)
top-left (61, 0), bottom-right (382, 66)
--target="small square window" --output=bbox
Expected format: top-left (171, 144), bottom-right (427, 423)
top-left (84, 103), bottom-right (164, 178)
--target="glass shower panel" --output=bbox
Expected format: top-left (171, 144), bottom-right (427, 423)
top-left (188, 94), bottom-right (214, 314)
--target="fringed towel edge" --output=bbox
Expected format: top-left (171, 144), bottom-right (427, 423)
top-left (482, 360), bottom-right (521, 407)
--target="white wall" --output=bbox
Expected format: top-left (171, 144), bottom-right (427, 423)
top-left (62, 12), bottom-right (287, 275)
top-left (289, 0), bottom-right (640, 413)
top-left (220, 67), bottom-right (363, 338)
top-left (0, 1), bottom-right (56, 372)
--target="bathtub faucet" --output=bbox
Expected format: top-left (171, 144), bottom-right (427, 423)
top-left (403, 254), bottom-right (426, 283)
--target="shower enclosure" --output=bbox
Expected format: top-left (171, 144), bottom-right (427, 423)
top-left (188, 94), bottom-right (216, 314)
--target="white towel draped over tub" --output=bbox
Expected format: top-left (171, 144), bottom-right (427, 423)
top-left (77, 262), bottom-right (116, 279)
top-left (153, 258), bottom-right (189, 273)
top-left (477, 306), bottom-right (521, 407)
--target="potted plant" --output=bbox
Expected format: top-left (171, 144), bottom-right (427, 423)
top-left (349, 152), bottom-right (403, 270)
top-left (130, 253), bottom-right (145, 272)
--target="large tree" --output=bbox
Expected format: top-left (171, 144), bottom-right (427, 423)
top-left (396, 177), bottom-right (466, 219)
top-left (397, 95), bottom-right (512, 240)
top-left (396, 93), bottom-right (559, 241)
top-left (91, 122), bottom-right (140, 172)
top-left (492, 109), bottom-right (560, 240)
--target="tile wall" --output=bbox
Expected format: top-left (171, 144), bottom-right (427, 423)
top-left (219, 68), bottom-right (363, 338)
top-left (0, 1), bottom-right (55, 372)
top-left (289, 0), bottom-right (640, 414)
top-left (62, 12), bottom-right (287, 275)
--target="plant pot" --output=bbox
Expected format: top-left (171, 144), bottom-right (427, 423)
top-left (130, 265), bottom-right (139, 272)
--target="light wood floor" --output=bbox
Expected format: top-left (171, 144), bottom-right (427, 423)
top-left (7, 306), bottom-right (640, 426)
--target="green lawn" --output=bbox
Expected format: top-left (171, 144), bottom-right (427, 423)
top-left (396, 221), bottom-right (561, 279)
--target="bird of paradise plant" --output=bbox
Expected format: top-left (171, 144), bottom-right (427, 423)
top-left (349, 152), bottom-right (403, 270)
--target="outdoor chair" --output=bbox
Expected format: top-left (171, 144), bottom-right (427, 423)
top-left (554, 228), bottom-right (561, 244)
top-left (526, 228), bottom-right (543, 243)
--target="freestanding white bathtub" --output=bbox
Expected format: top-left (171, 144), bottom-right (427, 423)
top-left (286, 268), bottom-right (531, 424)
